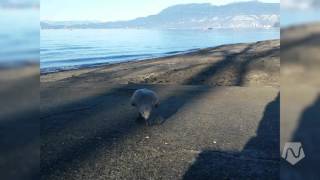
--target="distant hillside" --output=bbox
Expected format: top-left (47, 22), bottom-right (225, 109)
top-left (41, 1), bottom-right (280, 29)
top-left (0, 0), bottom-right (39, 8)
top-left (313, 0), bottom-right (320, 7)
top-left (282, 0), bottom-right (320, 9)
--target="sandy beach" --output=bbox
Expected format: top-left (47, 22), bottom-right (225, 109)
top-left (41, 39), bottom-right (280, 179)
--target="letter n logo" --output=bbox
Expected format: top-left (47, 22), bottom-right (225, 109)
top-left (282, 142), bottom-right (305, 165)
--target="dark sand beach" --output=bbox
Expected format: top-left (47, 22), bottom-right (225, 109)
top-left (41, 39), bottom-right (280, 179)
top-left (281, 23), bottom-right (320, 179)
top-left (0, 65), bottom-right (39, 180)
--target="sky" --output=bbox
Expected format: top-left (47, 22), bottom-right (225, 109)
top-left (41, 0), bottom-right (280, 22)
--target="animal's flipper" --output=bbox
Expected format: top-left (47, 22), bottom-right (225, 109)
top-left (136, 113), bottom-right (145, 124)
top-left (145, 118), bottom-right (151, 126)
top-left (154, 94), bottom-right (160, 107)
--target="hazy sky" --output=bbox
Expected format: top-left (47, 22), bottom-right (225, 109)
top-left (41, 0), bottom-right (280, 21)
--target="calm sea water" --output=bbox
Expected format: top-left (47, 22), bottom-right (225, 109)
top-left (41, 28), bottom-right (279, 73)
top-left (0, 8), bottom-right (39, 64)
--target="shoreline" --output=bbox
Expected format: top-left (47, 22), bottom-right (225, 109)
top-left (40, 48), bottom-right (202, 75)
top-left (40, 39), bottom-right (279, 75)
top-left (41, 39), bottom-right (280, 87)
top-left (41, 27), bottom-right (280, 30)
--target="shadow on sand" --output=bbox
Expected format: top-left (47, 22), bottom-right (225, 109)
top-left (183, 93), bottom-right (280, 180)
top-left (281, 94), bottom-right (320, 180)
top-left (0, 74), bottom-right (39, 180)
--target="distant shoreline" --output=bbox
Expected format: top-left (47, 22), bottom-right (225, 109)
top-left (40, 27), bottom-right (280, 30)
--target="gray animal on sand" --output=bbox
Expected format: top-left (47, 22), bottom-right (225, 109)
top-left (131, 88), bottom-right (159, 126)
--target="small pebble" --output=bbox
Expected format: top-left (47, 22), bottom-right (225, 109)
top-left (145, 136), bottom-right (150, 139)
top-left (164, 142), bottom-right (168, 145)
top-left (213, 141), bottom-right (217, 144)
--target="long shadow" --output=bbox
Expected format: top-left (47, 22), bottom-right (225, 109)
top-left (183, 44), bottom-right (254, 85)
top-left (281, 94), bottom-right (320, 179)
top-left (0, 74), bottom-right (39, 180)
top-left (183, 93), bottom-right (280, 180)
top-left (236, 46), bottom-right (280, 86)
top-left (281, 32), bottom-right (320, 52)
top-left (182, 41), bottom-right (279, 86)
top-left (0, 109), bottom-right (39, 180)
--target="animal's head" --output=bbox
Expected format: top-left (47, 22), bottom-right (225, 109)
top-left (138, 104), bottom-right (152, 120)
top-left (131, 88), bottom-right (159, 120)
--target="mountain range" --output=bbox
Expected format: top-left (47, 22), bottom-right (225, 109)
top-left (41, 1), bottom-right (280, 29)
top-left (0, 0), bottom-right (39, 9)
top-left (282, 0), bottom-right (320, 9)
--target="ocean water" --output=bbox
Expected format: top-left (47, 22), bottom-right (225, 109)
top-left (41, 28), bottom-right (279, 73)
top-left (0, 8), bottom-right (39, 65)
top-left (281, 9), bottom-right (320, 27)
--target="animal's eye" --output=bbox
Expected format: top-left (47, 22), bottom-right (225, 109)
top-left (131, 103), bottom-right (136, 106)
